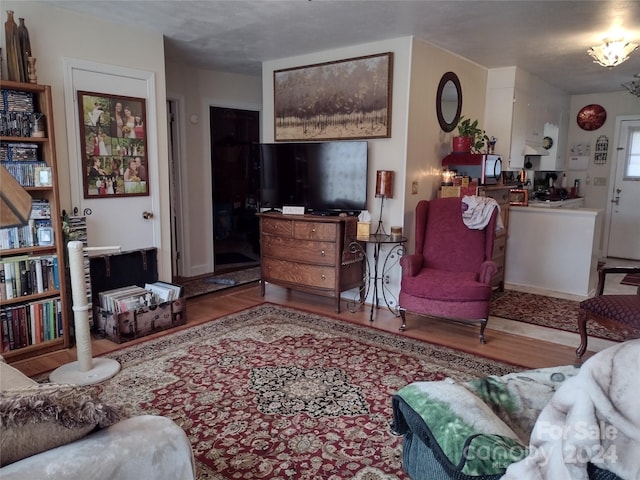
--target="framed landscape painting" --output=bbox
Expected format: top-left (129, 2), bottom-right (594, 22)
top-left (77, 91), bottom-right (149, 198)
top-left (274, 52), bottom-right (393, 141)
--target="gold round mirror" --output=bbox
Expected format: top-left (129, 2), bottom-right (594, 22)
top-left (436, 72), bottom-right (462, 133)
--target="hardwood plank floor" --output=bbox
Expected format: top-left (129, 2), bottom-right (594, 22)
top-left (9, 282), bottom-right (589, 378)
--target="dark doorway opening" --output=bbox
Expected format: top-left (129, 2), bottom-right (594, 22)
top-left (210, 107), bottom-right (260, 272)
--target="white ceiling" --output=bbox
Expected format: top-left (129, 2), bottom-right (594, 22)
top-left (49, 0), bottom-right (640, 96)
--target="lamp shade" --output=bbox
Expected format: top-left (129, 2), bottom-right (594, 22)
top-left (375, 170), bottom-right (394, 198)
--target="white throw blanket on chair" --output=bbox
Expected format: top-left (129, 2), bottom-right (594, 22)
top-left (461, 195), bottom-right (504, 231)
top-left (502, 339), bottom-right (640, 480)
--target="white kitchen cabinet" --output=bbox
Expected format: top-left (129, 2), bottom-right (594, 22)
top-left (484, 67), bottom-right (570, 171)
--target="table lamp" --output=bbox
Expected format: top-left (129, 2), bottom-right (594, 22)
top-left (375, 170), bottom-right (394, 234)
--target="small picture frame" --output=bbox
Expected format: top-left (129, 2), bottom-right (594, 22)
top-left (509, 188), bottom-right (529, 206)
top-left (37, 226), bottom-right (54, 246)
top-left (34, 166), bottom-right (53, 187)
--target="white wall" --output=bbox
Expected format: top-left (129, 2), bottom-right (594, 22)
top-left (406, 38), bottom-right (487, 252)
top-left (1, 1), bottom-right (171, 278)
top-left (166, 62), bottom-right (262, 276)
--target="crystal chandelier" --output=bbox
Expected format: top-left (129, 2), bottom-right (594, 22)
top-left (622, 74), bottom-right (640, 97)
top-left (588, 39), bottom-right (638, 68)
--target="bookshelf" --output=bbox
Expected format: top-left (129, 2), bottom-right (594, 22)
top-left (0, 80), bottom-right (69, 362)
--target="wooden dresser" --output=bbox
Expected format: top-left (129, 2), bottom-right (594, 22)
top-left (478, 185), bottom-right (511, 291)
top-left (259, 212), bottom-right (364, 312)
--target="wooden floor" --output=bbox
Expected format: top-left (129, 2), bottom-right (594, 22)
top-left (10, 282), bottom-right (588, 378)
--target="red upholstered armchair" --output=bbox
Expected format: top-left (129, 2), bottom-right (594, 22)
top-left (398, 197), bottom-right (498, 343)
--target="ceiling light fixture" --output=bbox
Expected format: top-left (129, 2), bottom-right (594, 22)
top-left (588, 38), bottom-right (638, 68)
top-left (622, 74), bottom-right (640, 97)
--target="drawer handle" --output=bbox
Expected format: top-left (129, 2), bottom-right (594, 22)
top-left (321, 274), bottom-right (326, 280)
top-left (312, 228), bottom-right (316, 233)
top-left (320, 250), bottom-right (325, 256)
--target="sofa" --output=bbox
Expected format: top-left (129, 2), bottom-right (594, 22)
top-left (392, 339), bottom-right (640, 480)
top-left (0, 358), bottom-right (196, 479)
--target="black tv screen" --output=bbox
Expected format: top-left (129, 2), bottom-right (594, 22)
top-left (259, 141), bottom-right (368, 215)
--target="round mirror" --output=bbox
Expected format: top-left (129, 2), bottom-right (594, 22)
top-left (436, 72), bottom-right (462, 132)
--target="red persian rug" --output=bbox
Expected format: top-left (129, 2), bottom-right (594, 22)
top-left (91, 304), bottom-right (519, 479)
top-left (621, 273), bottom-right (640, 287)
top-left (491, 290), bottom-right (640, 341)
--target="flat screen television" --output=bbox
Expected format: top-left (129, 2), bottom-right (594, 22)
top-left (259, 141), bottom-right (368, 215)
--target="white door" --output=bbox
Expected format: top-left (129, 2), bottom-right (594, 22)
top-left (63, 59), bottom-right (160, 254)
top-left (607, 118), bottom-right (640, 260)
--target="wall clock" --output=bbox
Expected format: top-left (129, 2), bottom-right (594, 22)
top-left (577, 104), bottom-right (606, 131)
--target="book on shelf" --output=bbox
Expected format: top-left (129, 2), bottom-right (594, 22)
top-left (0, 255), bottom-right (59, 299)
top-left (0, 298), bottom-right (63, 352)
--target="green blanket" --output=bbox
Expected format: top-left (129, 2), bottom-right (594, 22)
top-left (393, 365), bottom-right (579, 477)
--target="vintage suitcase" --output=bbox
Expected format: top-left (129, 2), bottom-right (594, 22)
top-left (90, 248), bottom-right (186, 341)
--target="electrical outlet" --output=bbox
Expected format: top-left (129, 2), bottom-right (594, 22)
top-left (593, 177), bottom-right (607, 186)
top-left (412, 181), bottom-right (418, 194)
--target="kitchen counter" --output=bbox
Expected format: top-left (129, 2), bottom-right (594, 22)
top-left (505, 206), bottom-right (603, 298)
top-left (527, 197), bottom-right (585, 208)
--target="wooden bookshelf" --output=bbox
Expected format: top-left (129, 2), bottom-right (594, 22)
top-left (1, 80), bottom-right (69, 362)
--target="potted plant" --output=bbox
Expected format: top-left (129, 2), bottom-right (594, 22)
top-left (452, 116), bottom-right (488, 153)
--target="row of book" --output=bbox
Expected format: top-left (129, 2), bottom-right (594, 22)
top-left (0, 111), bottom-right (39, 138)
top-left (99, 282), bottom-right (183, 314)
top-left (1, 199), bottom-right (53, 250)
top-left (1, 298), bottom-right (63, 352)
top-left (1, 161), bottom-right (49, 187)
top-left (0, 142), bottom-right (39, 161)
top-left (0, 89), bottom-right (35, 112)
top-left (0, 255), bottom-right (60, 301)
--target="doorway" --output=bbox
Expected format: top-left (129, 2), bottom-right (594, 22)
top-left (606, 116), bottom-right (640, 260)
top-left (210, 107), bottom-right (261, 272)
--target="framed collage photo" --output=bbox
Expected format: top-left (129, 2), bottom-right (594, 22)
top-left (77, 91), bottom-right (149, 198)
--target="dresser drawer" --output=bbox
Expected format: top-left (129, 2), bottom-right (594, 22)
top-left (294, 221), bottom-right (337, 241)
top-left (262, 217), bottom-right (294, 237)
top-left (262, 236), bottom-right (336, 266)
top-left (262, 257), bottom-right (336, 289)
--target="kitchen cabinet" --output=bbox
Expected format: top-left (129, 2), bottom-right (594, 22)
top-left (0, 81), bottom-right (69, 362)
top-left (259, 212), bottom-right (364, 312)
top-left (484, 67), bottom-right (569, 171)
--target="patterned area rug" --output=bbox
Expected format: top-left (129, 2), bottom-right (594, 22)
top-left (181, 266), bottom-right (260, 298)
top-left (621, 273), bottom-right (640, 287)
top-left (491, 290), bottom-right (640, 341)
top-left (91, 304), bottom-right (520, 480)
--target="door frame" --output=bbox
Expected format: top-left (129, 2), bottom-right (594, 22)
top-left (167, 97), bottom-right (188, 277)
top-left (202, 97), bottom-right (262, 274)
top-left (603, 114), bottom-right (640, 258)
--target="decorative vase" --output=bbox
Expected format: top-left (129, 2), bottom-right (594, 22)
top-left (27, 56), bottom-right (37, 84)
top-left (452, 136), bottom-right (472, 153)
top-left (4, 10), bottom-right (22, 82)
top-left (17, 17), bottom-right (32, 83)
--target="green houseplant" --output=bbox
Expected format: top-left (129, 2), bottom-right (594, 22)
top-left (453, 116), bottom-right (488, 153)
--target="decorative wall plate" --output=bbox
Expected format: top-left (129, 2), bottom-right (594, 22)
top-left (577, 104), bottom-right (606, 131)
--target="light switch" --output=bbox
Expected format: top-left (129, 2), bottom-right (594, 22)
top-left (412, 181), bottom-right (418, 194)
